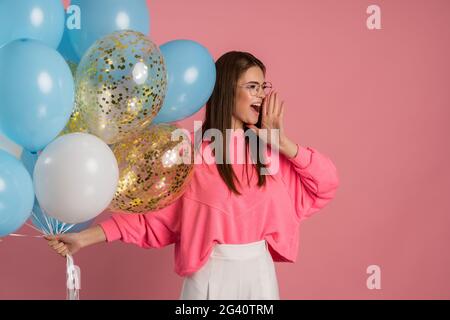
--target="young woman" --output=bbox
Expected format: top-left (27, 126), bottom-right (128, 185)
top-left (46, 51), bottom-right (339, 300)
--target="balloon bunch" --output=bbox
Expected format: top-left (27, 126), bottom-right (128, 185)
top-left (0, 1), bottom-right (215, 241)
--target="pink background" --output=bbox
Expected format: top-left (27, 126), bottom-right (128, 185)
top-left (1, 0), bottom-right (450, 299)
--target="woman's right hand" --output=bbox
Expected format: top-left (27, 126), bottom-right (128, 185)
top-left (44, 225), bottom-right (107, 257)
top-left (45, 233), bottom-right (83, 257)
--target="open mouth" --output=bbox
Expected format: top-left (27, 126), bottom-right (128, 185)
top-left (250, 103), bottom-right (261, 113)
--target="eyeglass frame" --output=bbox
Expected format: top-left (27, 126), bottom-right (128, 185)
top-left (237, 81), bottom-right (273, 96)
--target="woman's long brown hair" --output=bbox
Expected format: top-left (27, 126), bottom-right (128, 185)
top-left (201, 51), bottom-right (270, 195)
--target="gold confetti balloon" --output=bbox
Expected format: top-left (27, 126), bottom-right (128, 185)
top-left (59, 60), bottom-right (89, 137)
top-left (67, 60), bottom-right (78, 77)
top-left (74, 30), bottom-right (167, 144)
top-left (60, 108), bottom-right (89, 136)
top-left (109, 124), bottom-right (194, 213)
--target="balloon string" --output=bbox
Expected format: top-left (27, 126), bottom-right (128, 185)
top-left (59, 222), bottom-right (66, 234)
top-left (30, 211), bottom-right (49, 235)
top-left (64, 224), bottom-right (75, 233)
top-left (66, 254), bottom-right (81, 300)
top-left (8, 234), bottom-right (44, 238)
top-left (0, 223), bottom-right (44, 242)
top-left (42, 211), bottom-right (55, 235)
top-left (25, 222), bottom-right (43, 233)
top-left (27, 212), bottom-right (77, 236)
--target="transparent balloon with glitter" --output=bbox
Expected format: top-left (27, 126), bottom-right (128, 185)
top-left (71, 30), bottom-right (167, 144)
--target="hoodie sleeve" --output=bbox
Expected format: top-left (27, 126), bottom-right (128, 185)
top-left (98, 195), bottom-right (183, 249)
top-left (277, 144), bottom-right (339, 221)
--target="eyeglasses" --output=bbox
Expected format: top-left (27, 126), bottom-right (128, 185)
top-left (238, 81), bottom-right (272, 96)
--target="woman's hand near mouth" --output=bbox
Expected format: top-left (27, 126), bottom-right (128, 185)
top-left (248, 91), bottom-right (298, 159)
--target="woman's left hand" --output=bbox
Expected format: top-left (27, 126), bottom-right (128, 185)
top-left (248, 91), bottom-right (299, 159)
top-left (248, 91), bottom-right (285, 147)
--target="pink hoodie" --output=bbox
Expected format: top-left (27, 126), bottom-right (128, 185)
top-left (99, 130), bottom-right (339, 276)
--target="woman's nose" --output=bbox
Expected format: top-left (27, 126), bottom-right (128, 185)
top-left (257, 89), bottom-right (266, 99)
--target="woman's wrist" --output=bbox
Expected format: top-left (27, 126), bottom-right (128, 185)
top-left (279, 136), bottom-right (298, 159)
top-left (78, 225), bottom-right (107, 248)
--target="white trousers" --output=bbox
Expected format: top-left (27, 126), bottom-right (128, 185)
top-left (179, 239), bottom-right (280, 300)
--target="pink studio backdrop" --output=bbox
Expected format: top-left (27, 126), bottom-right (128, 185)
top-left (1, 0), bottom-right (450, 299)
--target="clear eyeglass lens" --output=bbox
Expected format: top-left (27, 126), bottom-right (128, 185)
top-left (248, 84), bottom-right (259, 95)
top-left (262, 84), bottom-right (272, 94)
top-left (245, 83), bottom-right (272, 96)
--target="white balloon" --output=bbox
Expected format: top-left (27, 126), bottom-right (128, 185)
top-left (33, 133), bottom-right (119, 224)
top-left (0, 129), bottom-right (23, 159)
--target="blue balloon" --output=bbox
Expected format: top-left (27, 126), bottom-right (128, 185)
top-left (20, 150), bottom-right (94, 234)
top-left (0, 0), bottom-right (65, 48)
top-left (0, 39), bottom-right (74, 152)
top-left (20, 149), bottom-right (40, 177)
top-left (69, 0), bottom-right (150, 59)
top-left (57, 23), bottom-right (80, 64)
top-left (153, 40), bottom-right (216, 124)
top-left (0, 150), bottom-right (34, 237)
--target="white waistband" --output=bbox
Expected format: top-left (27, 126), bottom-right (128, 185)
top-left (211, 239), bottom-right (268, 259)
